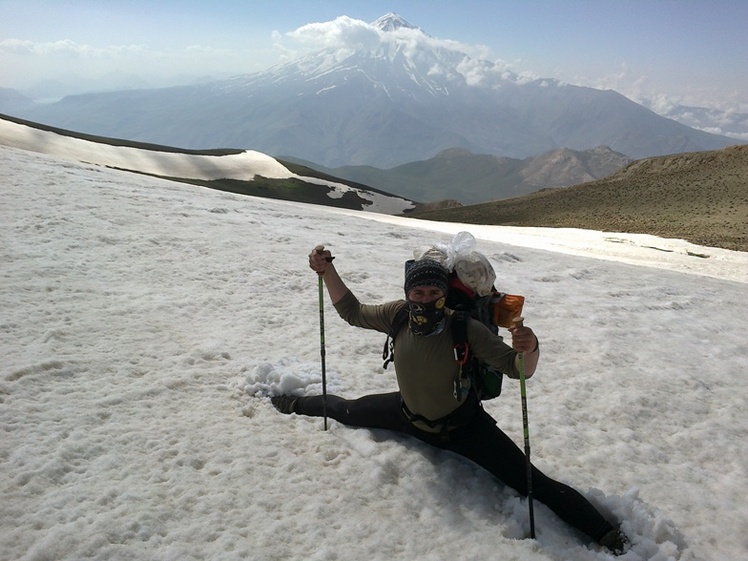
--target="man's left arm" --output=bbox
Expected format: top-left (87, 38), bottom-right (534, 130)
top-left (468, 321), bottom-right (538, 379)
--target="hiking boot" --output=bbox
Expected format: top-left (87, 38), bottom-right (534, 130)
top-left (598, 527), bottom-right (629, 556)
top-left (271, 395), bottom-right (299, 414)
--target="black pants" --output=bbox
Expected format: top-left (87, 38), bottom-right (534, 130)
top-left (296, 391), bottom-right (614, 542)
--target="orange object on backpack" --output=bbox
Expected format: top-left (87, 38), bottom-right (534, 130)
top-left (491, 293), bottom-right (525, 328)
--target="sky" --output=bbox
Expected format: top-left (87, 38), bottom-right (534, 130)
top-left (1, 0), bottom-right (747, 114)
top-left (1, 133), bottom-right (747, 560)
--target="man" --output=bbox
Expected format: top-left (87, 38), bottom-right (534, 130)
top-left (271, 247), bottom-right (626, 554)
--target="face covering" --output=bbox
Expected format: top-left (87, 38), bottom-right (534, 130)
top-left (407, 296), bottom-right (447, 336)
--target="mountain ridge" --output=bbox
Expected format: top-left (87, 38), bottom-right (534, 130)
top-left (285, 145), bottom-right (632, 204)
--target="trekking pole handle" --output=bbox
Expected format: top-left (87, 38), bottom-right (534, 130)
top-left (315, 245), bottom-right (325, 275)
top-left (314, 245), bottom-right (335, 270)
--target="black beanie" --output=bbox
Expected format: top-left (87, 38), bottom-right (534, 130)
top-left (404, 259), bottom-right (449, 295)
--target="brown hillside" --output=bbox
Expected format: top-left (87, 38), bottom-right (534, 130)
top-left (412, 145), bottom-right (748, 252)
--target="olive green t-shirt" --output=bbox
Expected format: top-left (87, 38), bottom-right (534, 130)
top-left (333, 289), bottom-right (519, 425)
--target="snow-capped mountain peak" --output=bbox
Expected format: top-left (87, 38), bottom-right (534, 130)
top-left (371, 12), bottom-right (418, 32)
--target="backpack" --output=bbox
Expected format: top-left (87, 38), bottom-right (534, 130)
top-left (382, 263), bottom-right (524, 402)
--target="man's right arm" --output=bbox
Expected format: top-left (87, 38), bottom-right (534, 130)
top-left (309, 246), bottom-right (404, 333)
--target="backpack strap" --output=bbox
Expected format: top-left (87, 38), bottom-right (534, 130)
top-left (382, 304), bottom-right (409, 369)
top-left (452, 311), bottom-right (470, 363)
top-left (451, 311), bottom-right (472, 400)
top-left (454, 309), bottom-right (505, 401)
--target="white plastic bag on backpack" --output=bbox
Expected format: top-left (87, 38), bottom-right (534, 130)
top-left (412, 242), bottom-right (454, 268)
top-left (413, 231), bottom-right (496, 296)
top-left (452, 232), bottom-right (496, 296)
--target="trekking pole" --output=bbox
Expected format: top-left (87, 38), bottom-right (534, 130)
top-left (513, 316), bottom-right (536, 539)
top-left (315, 245), bottom-right (329, 431)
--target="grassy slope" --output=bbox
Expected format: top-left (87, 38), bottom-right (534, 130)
top-left (127, 173), bottom-right (380, 211)
top-left (410, 145), bottom-right (748, 252)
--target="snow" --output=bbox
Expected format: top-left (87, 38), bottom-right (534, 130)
top-left (1, 144), bottom-right (746, 561)
top-left (0, 117), bottom-right (292, 181)
top-left (0, 118), bottom-right (415, 215)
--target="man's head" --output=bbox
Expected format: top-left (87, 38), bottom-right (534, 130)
top-left (404, 260), bottom-right (449, 336)
top-left (404, 259), bottom-right (449, 301)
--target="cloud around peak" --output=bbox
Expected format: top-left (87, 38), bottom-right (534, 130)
top-left (276, 14), bottom-right (521, 86)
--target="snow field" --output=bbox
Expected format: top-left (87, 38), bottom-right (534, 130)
top-left (1, 146), bottom-right (747, 560)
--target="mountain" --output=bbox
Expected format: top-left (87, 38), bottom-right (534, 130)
top-left (9, 14), bottom-right (740, 169)
top-left (0, 113), bottom-right (417, 215)
top-left (286, 145), bottom-right (632, 204)
top-left (413, 144), bottom-right (748, 252)
top-left (0, 88), bottom-right (35, 114)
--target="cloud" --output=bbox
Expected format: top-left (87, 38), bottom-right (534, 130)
top-left (0, 38), bottom-right (146, 59)
top-left (282, 15), bottom-right (470, 59)
top-left (0, 39), bottom-right (38, 55)
top-left (286, 16), bottom-right (380, 51)
top-left (562, 64), bottom-right (748, 120)
top-left (0, 38), bottom-right (88, 56)
top-left (278, 15), bottom-right (525, 87)
top-left (0, 38), bottom-right (245, 92)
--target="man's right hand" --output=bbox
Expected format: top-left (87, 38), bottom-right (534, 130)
top-left (309, 246), bottom-right (334, 274)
